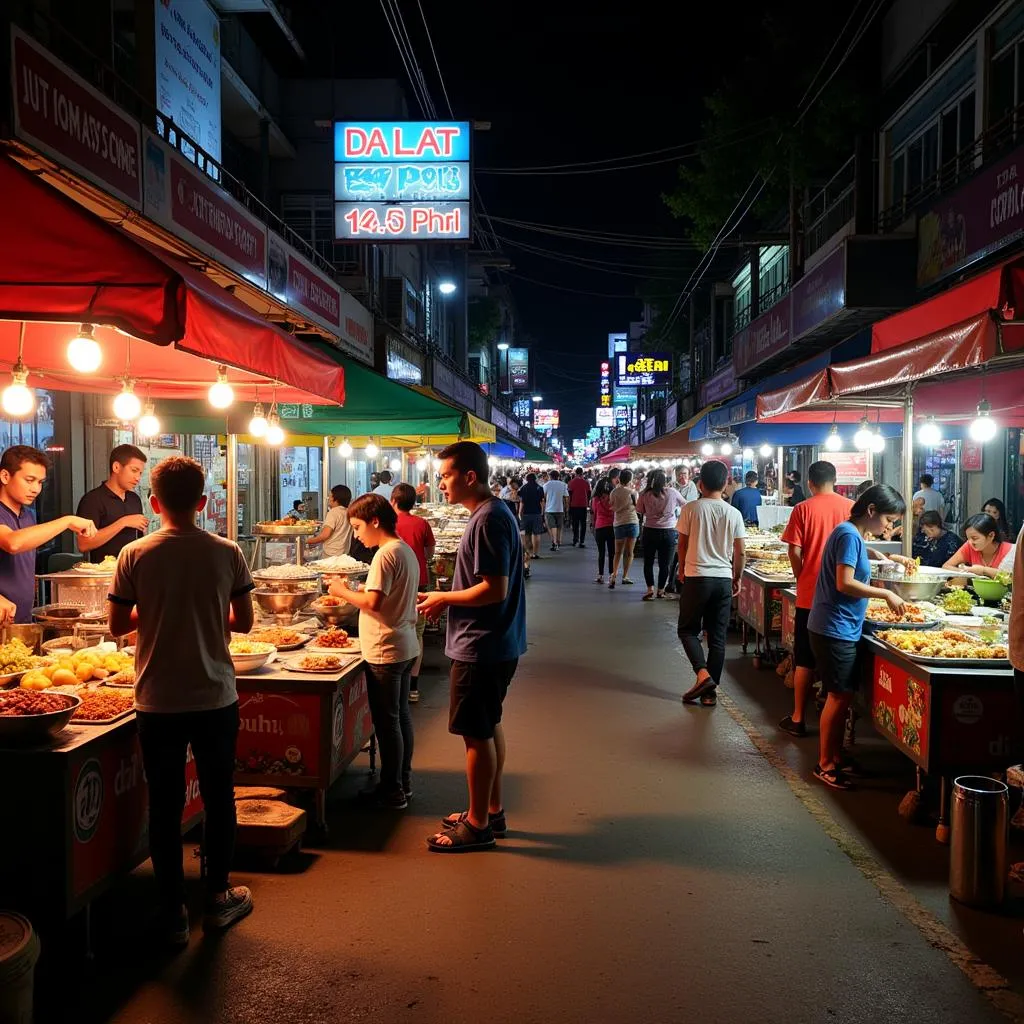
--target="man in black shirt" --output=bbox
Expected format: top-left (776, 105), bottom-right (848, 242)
top-left (76, 444), bottom-right (150, 562)
top-left (518, 472), bottom-right (546, 561)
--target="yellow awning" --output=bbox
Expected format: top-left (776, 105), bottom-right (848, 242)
top-left (463, 413), bottom-right (496, 443)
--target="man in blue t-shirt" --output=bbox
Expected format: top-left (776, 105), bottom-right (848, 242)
top-left (730, 471), bottom-right (762, 526)
top-left (418, 441), bottom-right (527, 853)
top-left (517, 472), bottom-right (546, 560)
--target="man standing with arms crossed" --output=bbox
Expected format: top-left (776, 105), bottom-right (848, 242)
top-left (418, 441), bottom-right (526, 852)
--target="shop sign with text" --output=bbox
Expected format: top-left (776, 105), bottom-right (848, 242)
top-left (791, 246), bottom-right (846, 339)
top-left (12, 28), bottom-right (142, 208)
top-left (508, 348), bottom-right (529, 389)
top-left (701, 363), bottom-right (737, 406)
top-left (733, 293), bottom-right (792, 376)
top-left (615, 353), bottom-right (672, 388)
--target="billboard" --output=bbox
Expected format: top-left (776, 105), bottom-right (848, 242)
top-left (595, 407), bottom-right (614, 427)
top-left (508, 348), bottom-right (529, 389)
top-left (616, 353), bottom-right (672, 388)
top-left (599, 360), bottom-right (612, 407)
top-left (533, 408), bottom-right (559, 430)
top-left (155, 0), bottom-right (221, 164)
top-left (333, 122), bottom-right (471, 241)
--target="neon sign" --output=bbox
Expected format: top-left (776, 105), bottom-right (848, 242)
top-left (600, 360), bottom-right (612, 407)
top-left (615, 353), bottom-right (672, 387)
top-left (333, 121), bottom-right (471, 241)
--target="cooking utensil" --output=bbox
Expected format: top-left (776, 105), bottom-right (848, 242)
top-left (252, 589), bottom-right (318, 624)
top-left (0, 692), bottom-right (80, 745)
top-left (877, 578), bottom-right (945, 601)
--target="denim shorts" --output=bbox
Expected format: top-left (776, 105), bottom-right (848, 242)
top-left (613, 523), bottom-right (640, 540)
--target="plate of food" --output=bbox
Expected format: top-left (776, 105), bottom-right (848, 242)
top-left (253, 520), bottom-right (320, 536)
top-left (228, 639), bottom-right (277, 673)
top-left (864, 600), bottom-right (941, 628)
top-left (71, 687), bottom-right (135, 724)
top-left (875, 627), bottom-right (1010, 665)
top-left (307, 628), bottom-right (355, 652)
top-left (0, 638), bottom-right (48, 687)
top-left (748, 559), bottom-right (794, 578)
top-left (71, 555), bottom-right (118, 575)
top-left (245, 628), bottom-right (310, 652)
top-left (287, 653), bottom-right (344, 674)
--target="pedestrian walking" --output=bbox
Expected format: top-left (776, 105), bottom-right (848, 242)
top-left (543, 469), bottom-right (569, 551)
top-left (418, 442), bottom-right (526, 852)
top-left (567, 467), bottom-right (592, 548)
top-left (331, 493), bottom-right (420, 808)
top-left (808, 484), bottom-right (906, 790)
top-left (636, 469), bottom-right (683, 600)
top-left (608, 469), bottom-right (639, 588)
top-left (518, 471), bottom-right (546, 561)
top-left (591, 476), bottom-right (615, 584)
top-left (107, 456), bottom-right (255, 946)
top-left (677, 460), bottom-right (746, 707)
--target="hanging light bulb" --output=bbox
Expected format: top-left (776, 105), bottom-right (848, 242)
top-left (66, 324), bottom-right (102, 373)
top-left (248, 401), bottom-right (268, 438)
top-left (113, 378), bottom-right (141, 422)
top-left (701, 442), bottom-right (714, 457)
top-left (742, 448), bottom-right (754, 460)
top-left (853, 417), bottom-right (874, 450)
top-left (265, 412), bottom-right (285, 446)
top-left (1, 362), bottom-right (34, 418)
top-left (432, 457), bottom-right (442, 470)
top-left (208, 366), bottom-right (234, 409)
top-left (137, 401), bottom-right (160, 438)
top-left (365, 440), bottom-right (379, 460)
top-left (759, 443), bottom-right (773, 459)
top-left (720, 441), bottom-right (733, 456)
top-left (916, 417), bottom-right (942, 446)
top-left (389, 458), bottom-right (401, 472)
top-left (969, 399), bottom-right (997, 442)
top-left (338, 437), bottom-right (353, 458)
top-left (870, 430), bottom-right (886, 454)
top-left (416, 457), bottom-right (428, 472)
top-left (825, 424), bottom-right (843, 451)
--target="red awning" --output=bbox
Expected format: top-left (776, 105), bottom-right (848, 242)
top-left (0, 158), bottom-right (183, 342)
top-left (871, 256), bottom-right (1024, 353)
top-left (600, 444), bottom-right (631, 463)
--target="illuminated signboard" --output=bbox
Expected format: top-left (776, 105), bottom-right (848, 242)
top-left (595, 407), bottom-right (614, 427)
top-left (599, 360), bottom-right (612, 407)
top-left (508, 348), bottom-right (530, 389)
top-left (333, 121), bottom-right (471, 241)
top-left (533, 408), bottom-right (559, 429)
top-left (616, 353), bottom-right (672, 388)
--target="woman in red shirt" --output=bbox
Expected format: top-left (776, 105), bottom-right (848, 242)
top-left (944, 513), bottom-right (1015, 578)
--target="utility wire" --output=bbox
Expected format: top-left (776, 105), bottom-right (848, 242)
top-left (495, 235), bottom-right (692, 279)
top-left (498, 269), bottom-right (672, 300)
top-left (416, 0), bottom-right (454, 118)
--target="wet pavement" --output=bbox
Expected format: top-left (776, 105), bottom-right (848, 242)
top-left (42, 546), bottom-right (1022, 1024)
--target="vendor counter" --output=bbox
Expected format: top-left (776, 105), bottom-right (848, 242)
top-left (738, 567), bottom-right (794, 668)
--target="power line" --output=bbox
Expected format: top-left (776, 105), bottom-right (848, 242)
top-left (498, 269), bottom-right (668, 300)
top-left (416, 0), bottom-right (454, 118)
top-left (495, 235), bottom-right (692, 279)
top-left (488, 216), bottom-right (702, 249)
top-left (795, 0), bottom-right (867, 110)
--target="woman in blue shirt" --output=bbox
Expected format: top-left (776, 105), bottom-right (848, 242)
top-left (808, 484), bottom-right (906, 791)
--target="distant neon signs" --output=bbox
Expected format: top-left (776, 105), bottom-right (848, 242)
top-left (595, 407), bottom-right (614, 427)
top-left (616, 353), bottom-right (672, 387)
top-left (599, 360), bottom-right (612, 407)
top-left (333, 121), bottom-right (471, 241)
top-left (533, 408), bottom-right (559, 430)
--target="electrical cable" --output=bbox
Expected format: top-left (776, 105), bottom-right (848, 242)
top-left (494, 236), bottom-right (692, 278)
top-left (416, 0), bottom-right (454, 118)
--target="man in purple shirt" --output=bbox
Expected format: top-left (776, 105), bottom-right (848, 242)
top-left (0, 446), bottom-right (96, 622)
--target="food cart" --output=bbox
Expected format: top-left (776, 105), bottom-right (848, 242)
top-left (737, 564), bottom-right (795, 669)
top-left (781, 587), bottom-right (797, 653)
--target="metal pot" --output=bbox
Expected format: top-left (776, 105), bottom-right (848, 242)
top-left (253, 589), bottom-right (318, 624)
top-left (877, 578), bottom-right (945, 602)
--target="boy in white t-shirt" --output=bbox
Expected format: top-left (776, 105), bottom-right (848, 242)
top-left (675, 460), bottom-right (746, 707)
top-left (542, 470), bottom-right (570, 551)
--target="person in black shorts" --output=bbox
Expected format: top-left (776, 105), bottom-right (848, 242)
top-left (418, 442), bottom-right (527, 852)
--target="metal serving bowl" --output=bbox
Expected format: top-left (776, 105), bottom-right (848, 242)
top-left (252, 589), bottom-right (318, 624)
top-left (309, 598), bottom-right (351, 626)
top-left (0, 692), bottom-right (80, 746)
top-left (877, 578), bottom-right (945, 602)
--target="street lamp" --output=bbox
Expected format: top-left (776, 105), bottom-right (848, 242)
top-left (497, 343), bottom-right (510, 351)
top-left (438, 280), bottom-right (457, 296)
top-left (532, 395), bottom-right (543, 403)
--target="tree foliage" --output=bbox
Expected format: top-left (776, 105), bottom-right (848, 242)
top-left (467, 296), bottom-right (503, 348)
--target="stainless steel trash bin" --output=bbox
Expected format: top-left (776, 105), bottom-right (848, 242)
top-left (949, 775), bottom-right (1008, 908)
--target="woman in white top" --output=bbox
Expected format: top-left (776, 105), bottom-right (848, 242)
top-left (331, 493), bottom-right (420, 809)
top-left (308, 484), bottom-right (352, 557)
top-left (608, 468), bottom-right (640, 588)
top-left (636, 469), bottom-right (684, 600)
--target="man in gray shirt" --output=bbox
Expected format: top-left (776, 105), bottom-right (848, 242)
top-left (912, 473), bottom-right (945, 520)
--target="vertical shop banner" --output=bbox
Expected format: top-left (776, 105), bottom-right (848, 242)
top-left (143, 129), bottom-right (267, 289)
top-left (871, 656), bottom-right (930, 765)
top-left (961, 441), bottom-right (984, 472)
top-left (508, 348), bottom-right (530, 389)
top-left (790, 245), bottom-right (846, 339)
top-left (11, 28), bottom-right (143, 209)
top-left (236, 691), bottom-right (323, 778)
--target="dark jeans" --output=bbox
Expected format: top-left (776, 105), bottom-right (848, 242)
top-left (642, 527), bottom-right (676, 590)
top-left (136, 702), bottom-right (240, 912)
top-left (594, 526), bottom-right (615, 575)
top-left (677, 576), bottom-right (733, 686)
top-left (570, 508), bottom-right (588, 545)
top-left (365, 659), bottom-right (415, 793)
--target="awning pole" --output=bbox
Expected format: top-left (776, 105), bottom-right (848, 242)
top-left (902, 393), bottom-right (914, 558)
top-left (322, 436), bottom-right (331, 516)
top-left (226, 434), bottom-right (238, 543)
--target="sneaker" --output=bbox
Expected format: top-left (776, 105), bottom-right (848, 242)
top-left (524, 568), bottom-right (531, 579)
top-left (163, 905), bottom-right (190, 948)
top-left (621, 577), bottom-right (635, 585)
top-left (358, 785), bottom-right (408, 810)
top-left (403, 776), bottom-right (413, 801)
top-left (550, 544), bottom-right (558, 552)
top-left (778, 715), bottom-right (807, 738)
top-left (814, 764), bottom-right (854, 791)
top-left (204, 886), bottom-right (253, 932)
top-left (595, 575), bottom-right (604, 584)
top-left (682, 676), bottom-right (716, 704)
top-left (608, 579), bottom-right (616, 589)
top-left (408, 688), bottom-right (420, 703)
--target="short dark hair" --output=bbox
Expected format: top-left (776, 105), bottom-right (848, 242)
top-left (788, 470), bottom-right (801, 483)
top-left (526, 472), bottom-right (537, 484)
top-left (549, 469), bottom-right (560, 480)
top-left (619, 469), bottom-right (633, 485)
top-left (151, 456), bottom-right (205, 514)
top-left (920, 473), bottom-right (934, 487)
top-left (919, 511), bottom-right (943, 529)
top-left (348, 492), bottom-right (398, 531)
top-left (850, 483), bottom-right (905, 520)
top-left (330, 484), bottom-right (351, 507)
top-left (437, 441), bottom-right (489, 484)
top-left (808, 461), bottom-right (837, 487)
top-left (699, 460), bottom-right (728, 491)
top-left (292, 500), bottom-right (303, 511)
top-left (575, 467), bottom-right (583, 476)
top-left (378, 469), bottom-right (392, 484)
top-left (392, 482), bottom-right (416, 511)
top-left (0, 445), bottom-right (50, 477)
top-left (744, 471), bottom-right (759, 485)
top-left (110, 444), bottom-right (147, 473)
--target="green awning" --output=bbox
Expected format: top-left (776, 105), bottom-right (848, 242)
top-left (521, 443), bottom-right (555, 464)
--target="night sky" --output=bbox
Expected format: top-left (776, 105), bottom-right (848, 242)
top-left (291, 1), bottom-right (858, 443)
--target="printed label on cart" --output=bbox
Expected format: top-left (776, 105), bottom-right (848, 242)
top-left (871, 657), bottom-right (929, 763)
top-left (236, 692), bottom-right (320, 777)
top-left (951, 694), bottom-right (984, 725)
top-left (73, 758), bottom-right (103, 843)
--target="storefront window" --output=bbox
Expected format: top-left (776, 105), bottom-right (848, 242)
top-left (914, 440), bottom-right (959, 523)
top-left (279, 446), bottom-right (322, 519)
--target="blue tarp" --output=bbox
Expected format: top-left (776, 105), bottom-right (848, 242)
top-left (728, 420), bottom-right (904, 447)
top-left (483, 441), bottom-right (526, 458)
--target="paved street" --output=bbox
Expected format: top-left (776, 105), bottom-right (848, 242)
top-left (51, 548), bottom-right (1020, 1024)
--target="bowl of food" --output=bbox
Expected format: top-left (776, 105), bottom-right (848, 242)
top-left (310, 594), bottom-right (354, 626)
top-left (0, 689), bottom-right (80, 745)
top-left (252, 588), bottom-right (318, 624)
top-left (971, 577), bottom-right (1010, 604)
top-left (228, 639), bottom-right (276, 674)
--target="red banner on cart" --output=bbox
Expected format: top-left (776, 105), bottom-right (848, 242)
top-left (70, 733), bottom-right (202, 900)
top-left (333, 668), bottom-right (371, 775)
top-left (738, 575), bottom-right (763, 635)
top-left (871, 656), bottom-right (930, 765)
top-left (781, 593), bottom-right (796, 650)
top-left (236, 691), bottom-right (322, 778)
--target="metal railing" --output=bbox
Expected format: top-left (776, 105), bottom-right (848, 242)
top-left (758, 277), bottom-right (790, 315)
top-left (803, 155), bottom-right (855, 258)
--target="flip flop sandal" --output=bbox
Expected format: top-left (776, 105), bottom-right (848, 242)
top-left (427, 819), bottom-right (496, 853)
top-left (642, 593), bottom-right (655, 601)
top-left (700, 692), bottom-right (718, 707)
top-left (441, 809), bottom-right (507, 837)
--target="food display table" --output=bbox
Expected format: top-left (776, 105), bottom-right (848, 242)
top-left (0, 717), bottom-right (203, 927)
top-left (235, 647), bottom-right (372, 830)
top-left (862, 636), bottom-right (1017, 843)
top-left (738, 567), bottom-right (794, 668)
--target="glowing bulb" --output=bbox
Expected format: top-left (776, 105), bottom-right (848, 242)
top-left (338, 438), bottom-right (353, 458)
top-left (916, 417), bottom-right (941, 446)
top-left (67, 325), bottom-right (102, 373)
top-left (701, 442), bottom-right (714, 457)
top-left (113, 380), bottom-right (141, 421)
top-left (870, 431), bottom-right (886, 454)
top-left (853, 418), bottom-right (873, 450)
top-left (208, 366), bottom-right (234, 409)
top-left (488, 456), bottom-right (499, 469)
top-left (137, 402), bottom-right (160, 438)
top-left (1, 365), bottom-right (34, 418)
top-left (438, 280), bottom-right (457, 295)
top-left (389, 458), bottom-right (401, 472)
top-left (248, 402), bottom-right (268, 438)
top-left (416, 458), bottom-right (428, 472)
top-left (266, 413), bottom-right (284, 446)
top-left (365, 441), bottom-right (379, 460)
top-left (825, 425), bottom-right (843, 451)
top-left (759, 444), bottom-right (773, 459)
top-left (969, 400), bottom-right (997, 442)
top-left (742, 448), bottom-right (754, 460)
top-left (432, 458), bottom-right (442, 470)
